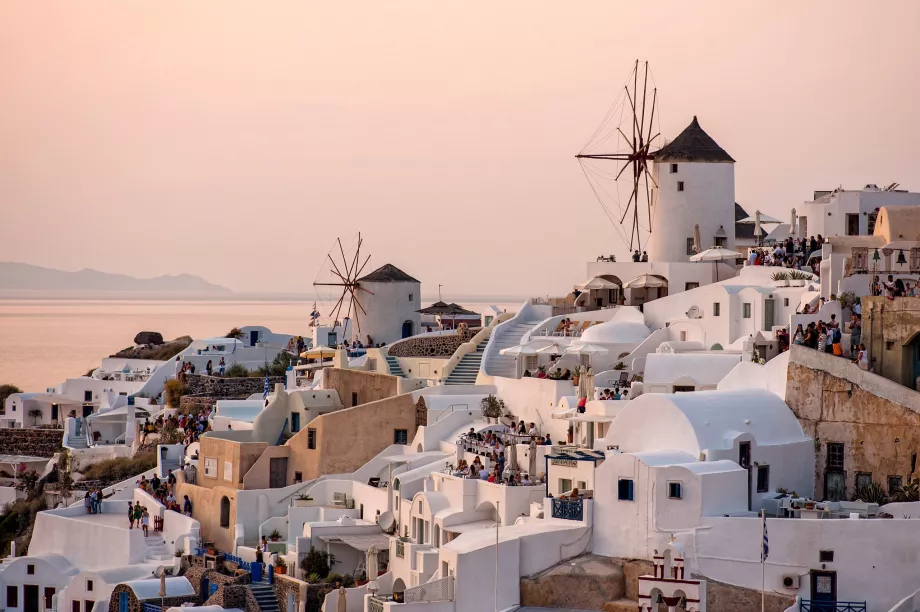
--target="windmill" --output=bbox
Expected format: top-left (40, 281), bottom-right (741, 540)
top-left (312, 233), bottom-right (373, 339)
top-left (576, 60), bottom-right (660, 253)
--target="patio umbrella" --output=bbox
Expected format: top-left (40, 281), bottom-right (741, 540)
top-left (565, 343), bottom-right (609, 356)
top-left (623, 274), bottom-right (667, 289)
top-left (300, 346), bottom-right (336, 359)
top-left (737, 211), bottom-right (783, 224)
top-left (366, 546), bottom-right (379, 594)
top-left (693, 224), bottom-right (701, 254)
top-left (499, 344), bottom-right (540, 357)
top-left (528, 438), bottom-right (537, 479)
top-left (689, 247), bottom-right (743, 282)
top-left (586, 368), bottom-right (596, 401)
top-left (536, 342), bottom-right (565, 356)
top-left (506, 435), bottom-right (519, 476)
top-left (790, 208), bottom-right (797, 237)
top-left (574, 277), bottom-right (620, 291)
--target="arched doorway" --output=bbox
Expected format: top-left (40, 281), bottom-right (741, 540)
top-left (220, 496), bottom-right (230, 528)
top-left (402, 320), bottom-right (414, 338)
top-left (392, 578), bottom-right (407, 602)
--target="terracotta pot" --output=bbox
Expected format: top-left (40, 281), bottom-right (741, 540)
top-left (275, 566), bottom-right (286, 575)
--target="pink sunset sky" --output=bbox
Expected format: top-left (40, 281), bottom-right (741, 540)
top-left (1, 1), bottom-right (918, 296)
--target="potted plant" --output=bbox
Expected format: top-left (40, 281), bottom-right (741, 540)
top-left (274, 556), bottom-right (287, 575)
top-left (269, 529), bottom-right (282, 542)
top-left (174, 547), bottom-right (184, 558)
top-left (294, 494), bottom-right (314, 507)
top-left (789, 271), bottom-right (807, 287)
top-left (567, 424), bottom-right (574, 444)
top-left (480, 395), bottom-right (505, 424)
top-left (771, 271), bottom-right (789, 287)
top-left (613, 362), bottom-right (626, 371)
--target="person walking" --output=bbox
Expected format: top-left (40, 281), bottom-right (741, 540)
top-left (206, 360), bottom-right (213, 376)
top-left (128, 502), bottom-right (135, 528)
top-left (218, 357), bottom-right (226, 376)
top-left (141, 507), bottom-right (150, 536)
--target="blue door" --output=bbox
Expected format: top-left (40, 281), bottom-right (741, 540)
top-left (119, 592), bottom-right (129, 612)
top-left (250, 330), bottom-right (259, 346)
top-left (810, 571), bottom-right (836, 611)
top-left (402, 320), bottom-right (413, 338)
top-left (291, 412), bottom-right (300, 433)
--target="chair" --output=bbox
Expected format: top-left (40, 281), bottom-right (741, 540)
top-left (552, 321), bottom-right (566, 336)
top-left (577, 321), bottom-right (591, 336)
top-left (618, 372), bottom-right (629, 384)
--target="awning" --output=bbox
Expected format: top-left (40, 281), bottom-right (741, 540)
top-left (86, 405), bottom-right (150, 421)
top-left (333, 534), bottom-right (391, 552)
top-left (567, 414), bottom-right (614, 423)
top-left (23, 394), bottom-right (82, 405)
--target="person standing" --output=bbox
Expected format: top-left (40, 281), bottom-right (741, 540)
top-left (218, 357), bottom-right (226, 376)
top-left (141, 507), bottom-right (150, 536)
top-left (128, 502), bottom-right (135, 529)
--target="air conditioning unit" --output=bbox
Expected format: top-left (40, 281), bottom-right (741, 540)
top-left (782, 574), bottom-right (800, 589)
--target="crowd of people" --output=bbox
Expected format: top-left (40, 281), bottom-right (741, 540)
top-left (134, 471), bottom-right (193, 517)
top-left (523, 366), bottom-right (575, 380)
top-left (453, 424), bottom-right (552, 486)
top-left (140, 410), bottom-right (213, 446)
top-left (870, 274), bottom-right (920, 298)
top-left (791, 313), bottom-right (868, 369)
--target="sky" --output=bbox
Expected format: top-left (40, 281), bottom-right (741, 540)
top-left (1, 1), bottom-right (919, 298)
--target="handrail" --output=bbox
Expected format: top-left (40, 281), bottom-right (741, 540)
top-left (435, 404), bottom-right (469, 423)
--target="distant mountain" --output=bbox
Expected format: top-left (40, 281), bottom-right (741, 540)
top-left (0, 262), bottom-right (231, 293)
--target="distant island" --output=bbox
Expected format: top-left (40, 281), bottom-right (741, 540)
top-left (0, 262), bottom-right (231, 293)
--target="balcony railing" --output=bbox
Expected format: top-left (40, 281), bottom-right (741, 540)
top-left (551, 497), bottom-right (584, 521)
top-left (799, 601), bottom-right (866, 612)
top-left (403, 576), bottom-right (454, 603)
top-left (368, 597), bottom-right (386, 612)
top-left (396, 540), bottom-right (405, 558)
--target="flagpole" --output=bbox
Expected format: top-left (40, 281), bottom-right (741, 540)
top-left (761, 509), bottom-right (766, 612)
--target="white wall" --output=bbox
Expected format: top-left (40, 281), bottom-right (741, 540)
top-left (358, 280), bottom-right (421, 346)
top-left (30, 502), bottom-right (149, 566)
top-left (0, 557), bottom-right (74, 612)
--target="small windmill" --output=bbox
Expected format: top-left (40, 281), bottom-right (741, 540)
top-left (576, 60), bottom-right (660, 252)
top-left (313, 233), bottom-right (373, 337)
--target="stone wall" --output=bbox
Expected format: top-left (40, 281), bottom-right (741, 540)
top-left (785, 345), bottom-right (920, 500)
top-left (274, 574), bottom-right (303, 612)
top-left (322, 368), bottom-right (398, 408)
top-left (203, 584), bottom-right (260, 612)
top-left (387, 329), bottom-right (476, 358)
top-left (862, 296), bottom-right (920, 388)
top-left (0, 428), bottom-right (63, 458)
top-left (520, 555), bottom-right (653, 611)
top-left (696, 574), bottom-right (794, 612)
top-left (107, 584), bottom-right (199, 612)
top-left (185, 374), bottom-right (285, 399)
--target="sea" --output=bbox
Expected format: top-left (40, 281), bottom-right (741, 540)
top-left (0, 297), bottom-right (523, 392)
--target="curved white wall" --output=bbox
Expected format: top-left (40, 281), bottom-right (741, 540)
top-left (356, 280), bottom-right (421, 345)
top-left (647, 161), bottom-right (735, 263)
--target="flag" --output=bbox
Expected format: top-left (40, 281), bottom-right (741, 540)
top-left (263, 373), bottom-right (271, 400)
top-left (761, 513), bottom-right (769, 562)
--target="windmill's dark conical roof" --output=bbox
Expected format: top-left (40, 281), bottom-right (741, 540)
top-left (654, 116), bottom-right (734, 163)
top-left (357, 263), bottom-right (419, 283)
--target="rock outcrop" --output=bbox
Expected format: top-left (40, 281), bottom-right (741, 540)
top-left (133, 331), bottom-right (164, 345)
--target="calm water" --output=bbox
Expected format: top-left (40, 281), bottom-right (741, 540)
top-left (0, 298), bottom-right (519, 391)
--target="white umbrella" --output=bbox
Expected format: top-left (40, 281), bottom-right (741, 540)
top-left (587, 368), bottom-right (596, 401)
top-left (366, 546), bottom-right (379, 594)
top-left (337, 584), bottom-right (347, 612)
top-left (690, 247), bottom-right (742, 282)
top-left (300, 346), bottom-right (336, 359)
top-left (790, 207), bottom-right (797, 237)
top-left (623, 274), bottom-right (667, 289)
top-left (575, 277), bottom-right (620, 291)
top-left (528, 438), bottom-right (537, 479)
top-left (565, 343), bottom-right (609, 356)
top-left (693, 224), bottom-right (701, 254)
top-left (737, 212), bottom-right (783, 224)
top-left (536, 342), bottom-right (565, 355)
top-left (506, 435), bottom-right (519, 477)
top-left (500, 344), bottom-right (539, 357)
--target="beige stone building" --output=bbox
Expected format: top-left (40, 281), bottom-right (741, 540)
top-left (862, 296), bottom-right (920, 389)
top-left (177, 368), bottom-right (422, 551)
top-left (784, 345), bottom-right (920, 502)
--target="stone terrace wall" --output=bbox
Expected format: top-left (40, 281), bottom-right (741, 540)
top-left (185, 374), bottom-right (285, 399)
top-left (0, 428), bottom-right (63, 458)
top-left (387, 328), bottom-right (477, 358)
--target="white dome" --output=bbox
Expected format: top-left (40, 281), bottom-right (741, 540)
top-left (581, 321), bottom-right (651, 344)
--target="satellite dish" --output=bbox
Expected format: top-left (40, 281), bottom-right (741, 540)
top-left (376, 510), bottom-right (395, 532)
top-left (686, 305), bottom-right (701, 319)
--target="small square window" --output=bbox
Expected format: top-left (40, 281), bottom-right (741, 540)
top-left (667, 482), bottom-right (682, 499)
top-left (886, 341), bottom-right (894, 350)
top-left (686, 237), bottom-right (696, 256)
top-left (84, 390), bottom-right (93, 402)
top-left (670, 163), bottom-right (678, 174)
top-left (409, 294), bottom-right (413, 301)
top-left (307, 428), bottom-right (317, 450)
top-left (394, 429), bottom-right (408, 445)
top-left (27, 564), bottom-right (34, 575)
top-left (819, 550), bottom-right (834, 563)
top-left (888, 475), bottom-right (903, 495)
top-left (855, 472), bottom-right (872, 492)
top-left (713, 303), bottom-right (721, 317)
top-left (86, 580), bottom-right (94, 592)
top-left (618, 479), bottom-right (634, 501)
top-left (677, 181), bottom-right (685, 192)
top-left (714, 236), bottom-right (727, 248)
top-left (743, 303), bottom-right (752, 318)
top-left (685, 282), bottom-right (699, 291)
top-left (827, 443), bottom-right (844, 470)
top-left (558, 479), bottom-right (573, 495)
top-left (577, 481), bottom-right (587, 490)
top-left (757, 465), bottom-right (770, 493)
top-left (294, 471), bottom-right (303, 482)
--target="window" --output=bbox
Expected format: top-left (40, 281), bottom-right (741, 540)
top-left (667, 482), bottom-right (682, 499)
top-left (855, 472), bottom-right (872, 492)
top-left (670, 163), bottom-right (678, 174)
top-left (73, 600), bottom-right (81, 612)
top-left (223, 460), bottom-right (233, 482)
top-left (685, 282), bottom-right (699, 291)
top-left (84, 601), bottom-right (95, 612)
top-left (219, 496), bottom-right (231, 528)
top-left (673, 386), bottom-right (695, 393)
top-left (27, 564), bottom-right (35, 574)
top-left (686, 238), bottom-right (695, 256)
top-left (86, 580), bottom-right (94, 592)
top-left (577, 481), bottom-right (587, 490)
top-left (714, 236), bottom-right (727, 248)
top-left (558, 479), bottom-right (573, 495)
top-left (409, 293), bottom-right (413, 301)
top-left (713, 303), bottom-right (721, 317)
top-left (819, 550), bottom-right (834, 563)
top-left (84, 390), bottom-right (93, 402)
top-left (203, 458), bottom-right (217, 478)
top-left (294, 471), bottom-right (303, 482)
top-left (742, 303), bottom-right (752, 318)
top-left (888, 476), bottom-right (903, 495)
top-left (677, 181), bottom-right (685, 192)
top-left (618, 479), bottom-right (634, 501)
top-left (352, 392), bottom-right (359, 407)
top-left (784, 298), bottom-right (789, 307)
top-left (886, 341), bottom-right (894, 351)
top-left (307, 428), bottom-right (317, 449)
top-left (739, 442), bottom-right (751, 469)
top-left (44, 587), bottom-right (55, 610)
top-left (757, 465), bottom-right (770, 493)
top-left (826, 443), bottom-right (845, 470)
top-left (7, 585), bottom-right (17, 608)
top-left (394, 429), bottom-right (408, 445)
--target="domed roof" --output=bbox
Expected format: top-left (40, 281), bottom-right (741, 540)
top-left (581, 321), bottom-right (651, 344)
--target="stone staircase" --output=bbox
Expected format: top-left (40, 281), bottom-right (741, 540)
top-left (384, 354), bottom-right (406, 378)
top-left (445, 339), bottom-right (489, 385)
top-left (144, 534), bottom-right (173, 561)
top-left (67, 433), bottom-right (89, 449)
top-left (249, 580), bottom-right (279, 612)
top-left (159, 458), bottom-right (181, 479)
top-left (483, 321), bottom-right (541, 378)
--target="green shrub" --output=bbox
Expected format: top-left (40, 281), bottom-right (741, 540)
top-left (326, 572), bottom-right (344, 585)
top-left (342, 574), bottom-right (355, 588)
top-left (165, 379), bottom-right (187, 408)
top-left (300, 546), bottom-right (335, 579)
top-left (256, 352), bottom-right (294, 377)
top-left (224, 364), bottom-right (249, 378)
top-left (0, 384), bottom-right (22, 408)
top-left (854, 480), bottom-right (888, 505)
top-left (80, 453), bottom-right (156, 484)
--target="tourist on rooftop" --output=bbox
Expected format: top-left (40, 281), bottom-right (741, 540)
top-left (218, 357), bottom-right (225, 376)
top-left (528, 422), bottom-right (537, 437)
top-left (544, 434), bottom-right (552, 446)
top-left (849, 315), bottom-right (862, 354)
top-left (577, 396), bottom-right (587, 414)
top-left (632, 250), bottom-right (640, 262)
top-left (206, 360), bottom-right (213, 376)
top-left (641, 251), bottom-right (648, 262)
top-left (522, 369), bottom-right (532, 377)
top-left (84, 492), bottom-right (92, 514)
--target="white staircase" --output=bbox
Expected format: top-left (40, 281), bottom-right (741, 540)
top-left (445, 339), bottom-right (489, 385)
top-left (482, 320), bottom-right (541, 378)
top-left (67, 433), bottom-right (89, 449)
top-left (144, 534), bottom-right (173, 561)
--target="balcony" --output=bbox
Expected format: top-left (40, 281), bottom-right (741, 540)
top-left (799, 601), bottom-right (866, 612)
top-left (551, 497), bottom-right (584, 521)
